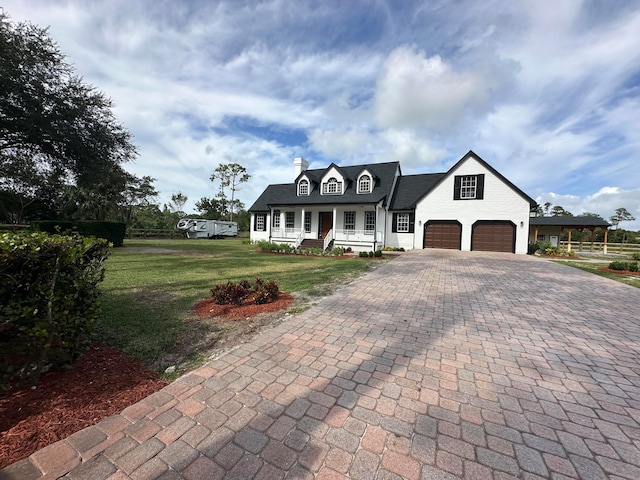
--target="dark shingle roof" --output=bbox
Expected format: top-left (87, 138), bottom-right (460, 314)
top-left (389, 173), bottom-right (446, 210)
top-left (529, 216), bottom-right (610, 227)
top-left (249, 162), bottom-right (400, 212)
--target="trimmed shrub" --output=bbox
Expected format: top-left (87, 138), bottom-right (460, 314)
top-left (374, 249), bottom-right (383, 257)
top-left (609, 261), bottom-right (629, 271)
top-left (76, 221), bottom-right (127, 247)
top-left (632, 252), bottom-right (640, 261)
top-left (629, 262), bottom-right (639, 272)
top-left (33, 220), bottom-right (75, 234)
top-left (0, 232), bottom-right (110, 390)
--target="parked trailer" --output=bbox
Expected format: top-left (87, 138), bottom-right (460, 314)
top-left (176, 219), bottom-right (238, 239)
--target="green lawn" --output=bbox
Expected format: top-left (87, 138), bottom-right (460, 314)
top-left (96, 239), bottom-right (379, 374)
top-left (555, 260), bottom-right (640, 289)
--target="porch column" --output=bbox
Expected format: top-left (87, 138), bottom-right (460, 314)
top-left (567, 228), bottom-right (572, 252)
top-left (588, 227), bottom-right (596, 252)
top-left (332, 207), bottom-right (337, 234)
top-left (578, 227), bottom-right (584, 251)
top-left (604, 227), bottom-right (608, 254)
top-left (301, 208), bottom-right (305, 238)
top-left (534, 227), bottom-right (539, 242)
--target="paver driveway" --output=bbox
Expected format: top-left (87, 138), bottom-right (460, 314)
top-left (3, 250), bottom-right (640, 480)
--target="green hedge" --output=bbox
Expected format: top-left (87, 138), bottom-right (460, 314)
top-left (0, 232), bottom-right (110, 390)
top-left (76, 221), bottom-right (127, 247)
top-left (32, 220), bottom-right (127, 247)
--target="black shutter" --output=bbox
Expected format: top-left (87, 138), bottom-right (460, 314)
top-left (392, 213), bottom-right (398, 233)
top-left (476, 174), bottom-right (485, 200)
top-left (409, 213), bottom-right (415, 233)
top-left (453, 176), bottom-right (461, 200)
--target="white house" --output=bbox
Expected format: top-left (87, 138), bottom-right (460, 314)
top-left (249, 151), bottom-right (538, 254)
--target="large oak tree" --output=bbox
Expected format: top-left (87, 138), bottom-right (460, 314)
top-left (0, 10), bottom-right (138, 222)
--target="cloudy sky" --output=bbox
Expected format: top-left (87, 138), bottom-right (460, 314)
top-left (4, 0), bottom-right (640, 229)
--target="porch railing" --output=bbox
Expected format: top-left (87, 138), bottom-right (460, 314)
top-left (294, 230), bottom-right (305, 249)
top-left (323, 228), bottom-right (334, 251)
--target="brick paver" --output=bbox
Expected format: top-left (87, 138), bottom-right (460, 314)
top-left (2, 250), bottom-right (640, 479)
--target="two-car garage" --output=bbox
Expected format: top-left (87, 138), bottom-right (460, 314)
top-left (424, 220), bottom-right (516, 253)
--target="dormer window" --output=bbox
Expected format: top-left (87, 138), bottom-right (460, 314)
top-left (298, 179), bottom-right (309, 196)
top-left (358, 174), bottom-right (371, 193)
top-left (323, 177), bottom-right (342, 195)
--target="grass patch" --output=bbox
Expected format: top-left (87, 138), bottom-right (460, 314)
top-left (96, 239), bottom-right (381, 373)
top-left (555, 261), bottom-right (640, 289)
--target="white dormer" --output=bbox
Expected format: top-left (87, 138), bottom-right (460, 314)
top-left (321, 165), bottom-right (345, 195)
top-left (297, 176), bottom-right (311, 196)
top-left (357, 169), bottom-right (373, 194)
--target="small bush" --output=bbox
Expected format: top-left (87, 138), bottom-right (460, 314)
top-left (368, 251), bottom-right (374, 258)
top-left (359, 251), bottom-right (369, 258)
top-left (345, 247), bottom-right (352, 253)
top-left (609, 261), bottom-right (629, 271)
top-left (253, 278), bottom-right (279, 305)
top-left (210, 281), bottom-right (250, 305)
top-left (374, 249), bottom-right (383, 257)
top-left (331, 247), bottom-right (345, 256)
top-left (210, 278), bottom-right (279, 306)
top-left (381, 246), bottom-right (405, 252)
top-left (629, 262), bottom-right (639, 272)
top-left (632, 252), bottom-right (640, 261)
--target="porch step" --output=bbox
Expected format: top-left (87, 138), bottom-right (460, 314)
top-left (300, 239), bottom-right (324, 249)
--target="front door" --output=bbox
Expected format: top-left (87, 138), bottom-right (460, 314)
top-left (319, 212), bottom-right (333, 239)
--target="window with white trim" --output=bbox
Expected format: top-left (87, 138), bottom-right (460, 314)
top-left (358, 175), bottom-right (371, 193)
top-left (323, 177), bottom-right (342, 194)
top-left (461, 176), bottom-right (477, 199)
top-left (285, 212), bottom-right (295, 229)
top-left (304, 212), bottom-right (312, 233)
top-left (272, 209), bottom-right (280, 228)
top-left (298, 179), bottom-right (309, 195)
top-left (364, 211), bottom-right (375, 232)
top-left (396, 213), bottom-right (410, 233)
top-left (255, 214), bottom-right (265, 231)
top-left (344, 211), bottom-right (355, 231)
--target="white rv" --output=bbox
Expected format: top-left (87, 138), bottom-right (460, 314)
top-left (176, 219), bottom-right (238, 239)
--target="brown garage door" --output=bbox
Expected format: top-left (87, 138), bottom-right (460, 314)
top-left (423, 221), bottom-right (461, 249)
top-left (471, 221), bottom-right (515, 253)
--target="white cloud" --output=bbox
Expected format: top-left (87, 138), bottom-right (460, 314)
top-left (374, 46), bottom-right (489, 130)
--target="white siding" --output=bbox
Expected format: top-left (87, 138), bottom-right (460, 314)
top-left (414, 156), bottom-right (531, 254)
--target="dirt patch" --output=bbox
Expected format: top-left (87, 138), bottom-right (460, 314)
top-left (0, 294), bottom-right (295, 470)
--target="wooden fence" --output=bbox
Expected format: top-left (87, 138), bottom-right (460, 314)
top-left (126, 228), bottom-right (181, 239)
top-left (561, 241), bottom-right (640, 255)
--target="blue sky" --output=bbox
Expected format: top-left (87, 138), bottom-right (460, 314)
top-left (4, 0), bottom-right (640, 229)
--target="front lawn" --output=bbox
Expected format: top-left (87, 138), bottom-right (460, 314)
top-left (555, 260), bottom-right (640, 289)
top-left (96, 238), bottom-right (381, 375)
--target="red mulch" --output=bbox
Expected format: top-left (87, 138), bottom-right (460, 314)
top-left (0, 294), bottom-right (294, 469)
top-left (193, 293), bottom-right (294, 319)
top-left (599, 267), bottom-right (640, 276)
top-left (0, 343), bottom-right (167, 469)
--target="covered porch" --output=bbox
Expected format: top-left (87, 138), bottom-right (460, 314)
top-left (529, 216), bottom-right (611, 253)
top-left (269, 205), bottom-right (384, 252)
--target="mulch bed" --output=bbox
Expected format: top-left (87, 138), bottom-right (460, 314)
top-left (0, 343), bottom-right (167, 469)
top-left (599, 267), bottom-right (640, 276)
top-left (193, 293), bottom-right (294, 319)
top-left (0, 294), bottom-right (295, 470)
